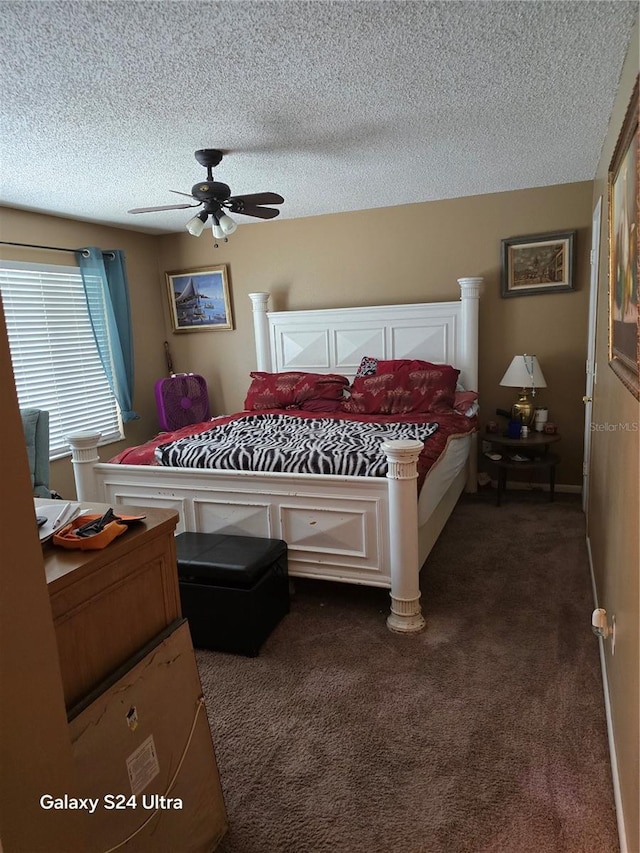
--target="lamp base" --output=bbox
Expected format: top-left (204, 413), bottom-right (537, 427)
top-left (511, 391), bottom-right (536, 426)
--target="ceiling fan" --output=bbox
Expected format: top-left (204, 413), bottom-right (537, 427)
top-left (128, 149), bottom-right (284, 245)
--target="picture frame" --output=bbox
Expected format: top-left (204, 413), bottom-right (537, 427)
top-left (500, 231), bottom-right (576, 297)
top-left (165, 265), bottom-right (233, 333)
top-left (608, 76), bottom-right (638, 399)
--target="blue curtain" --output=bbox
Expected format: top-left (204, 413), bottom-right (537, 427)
top-left (76, 247), bottom-right (138, 422)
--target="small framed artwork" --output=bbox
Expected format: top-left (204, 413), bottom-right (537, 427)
top-left (501, 231), bottom-right (576, 297)
top-left (608, 76), bottom-right (638, 399)
top-left (165, 265), bottom-right (233, 333)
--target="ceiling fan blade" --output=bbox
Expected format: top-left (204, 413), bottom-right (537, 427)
top-left (128, 203), bottom-right (201, 214)
top-left (169, 190), bottom-right (197, 199)
top-left (226, 204), bottom-right (280, 220)
top-left (227, 192), bottom-right (284, 207)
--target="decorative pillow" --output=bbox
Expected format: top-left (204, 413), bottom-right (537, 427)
top-left (354, 356), bottom-right (454, 378)
top-left (343, 358), bottom-right (459, 415)
top-left (355, 356), bottom-right (379, 378)
top-left (244, 371), bottom-right (349, 411)
top-left (453, 390), bottom-right (479, 416)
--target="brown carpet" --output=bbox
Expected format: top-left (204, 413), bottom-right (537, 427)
top-left (195, 493), bottom-right (618, 853)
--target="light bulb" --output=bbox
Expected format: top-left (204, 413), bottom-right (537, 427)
top-left (185, 211), bottom-right (207, 236)
top-left (218, 213), bottom-right (237, 235)
top-left (212, 220), bottom-right (225, 240)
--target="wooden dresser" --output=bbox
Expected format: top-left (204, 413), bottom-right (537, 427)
top-left (43, 503), bottom-right (228, 851)
top-left (44, 505), bottom-right (181, 710)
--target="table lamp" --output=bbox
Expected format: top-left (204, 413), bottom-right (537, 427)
top-left (500, 354), bottom-right (547, 426)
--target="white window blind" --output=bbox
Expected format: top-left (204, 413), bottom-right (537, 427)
top-left (1, 259), bottom-right (123, 458)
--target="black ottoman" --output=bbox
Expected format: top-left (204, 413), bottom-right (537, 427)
top-left (175, 532), bottom-right (289, 656)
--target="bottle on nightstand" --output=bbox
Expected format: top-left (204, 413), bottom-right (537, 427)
top-left (534, 407), bottom-right (548, 432)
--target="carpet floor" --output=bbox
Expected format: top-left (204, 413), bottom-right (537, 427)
top-left (195, 492), bottom-right (618, 853)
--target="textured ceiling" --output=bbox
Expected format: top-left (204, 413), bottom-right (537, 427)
top-left (0, 1), bottom-right (636, 235)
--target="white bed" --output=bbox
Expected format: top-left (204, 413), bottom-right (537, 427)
top-left (69, 276), bottom-right (482, 632)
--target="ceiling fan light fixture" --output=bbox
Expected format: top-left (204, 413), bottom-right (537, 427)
top-left (185, 210), bottom-right (208, 236)
top-left (211, 214), bottom-right (225, 241)
top-left (218, 212), bottom-right (238, 235)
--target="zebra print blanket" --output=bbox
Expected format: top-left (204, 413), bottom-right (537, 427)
top-left (154, 413), bottom-right (439, 477)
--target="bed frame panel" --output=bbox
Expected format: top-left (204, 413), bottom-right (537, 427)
top-left (90, 465), bottom-right (393, 587)
top-left (251, 288), bottom-right (478, 389)
top-left (70, 277), bottom-right (482, 633)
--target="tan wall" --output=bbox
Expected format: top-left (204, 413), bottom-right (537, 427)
top-left (588, 16), bottom-right (639, 852)
top-left (0, 208), bottom-right (169, 498)
top-left (158, 182), bottom-right (593, 484)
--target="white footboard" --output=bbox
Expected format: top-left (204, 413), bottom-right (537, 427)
top-left (69, 435), bottom-right (426, 632)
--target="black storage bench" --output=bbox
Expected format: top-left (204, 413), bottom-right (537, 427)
top-left (175, 532), bottom-right (289, 656)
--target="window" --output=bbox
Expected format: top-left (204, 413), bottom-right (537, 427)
top-left (1, 260), bottom-right (123, 458)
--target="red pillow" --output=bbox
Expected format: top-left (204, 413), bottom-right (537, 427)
top-left (298, 397), bottom-right (344, 413)
top-left (342, 360), bottom-right (459, 415)
top-left (453, 390), bottom-right (479, 415)
top-left (244, 371), bottom-right (349, 411)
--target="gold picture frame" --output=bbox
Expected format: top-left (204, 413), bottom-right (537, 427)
top-left (608, 76), bottom-right (639, 399)
top-left (500, 231), bottom-right (576, 297)
top-left (165, 265), bottom-right (233, 333)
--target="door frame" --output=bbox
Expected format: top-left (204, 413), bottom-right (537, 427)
top-left (582, 196), bottom-right (602, 513)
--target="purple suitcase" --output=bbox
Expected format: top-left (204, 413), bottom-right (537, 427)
top-left (154, 373), bottom-right (211, 431)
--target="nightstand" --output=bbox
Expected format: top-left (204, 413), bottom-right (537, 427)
top-left (483, 431), bottom-right (561, 506)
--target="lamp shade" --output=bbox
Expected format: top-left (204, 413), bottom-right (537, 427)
top-left (218, 213), bottom-right (237, 235)
top-left (500, 354), bottom-right (547, 389)
top-left (185, 211), bottom-right (208, 237)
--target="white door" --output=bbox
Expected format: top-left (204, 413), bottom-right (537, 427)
top-left (582, 197), bottom-right (602, 513)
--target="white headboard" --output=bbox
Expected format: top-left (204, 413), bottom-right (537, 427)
top-left (249, 277), bottom-right (482, 390)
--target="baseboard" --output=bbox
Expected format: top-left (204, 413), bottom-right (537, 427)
top-left (586, 534), bottom-right (627, 853)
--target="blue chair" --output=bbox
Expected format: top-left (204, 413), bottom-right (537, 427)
top-left (20, 409), bottom-right (53, 498)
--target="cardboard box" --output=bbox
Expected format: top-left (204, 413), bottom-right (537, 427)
top-left (69, 620), bottom-right (227, 852)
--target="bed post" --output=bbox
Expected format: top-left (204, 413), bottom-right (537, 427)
top-left (457, 276), bottom-right (483, 494)
top-left (68, 431), bottom-right (102, 502)
top-left (249, 292), bottom-right (272, 371)
top-left (382, 439), bottom-right (426, 634)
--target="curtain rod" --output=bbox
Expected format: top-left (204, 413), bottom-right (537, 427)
top-left (0, 240), bottom-right (89, 257)
top-left (0, 241), bottom-right (115, 259)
